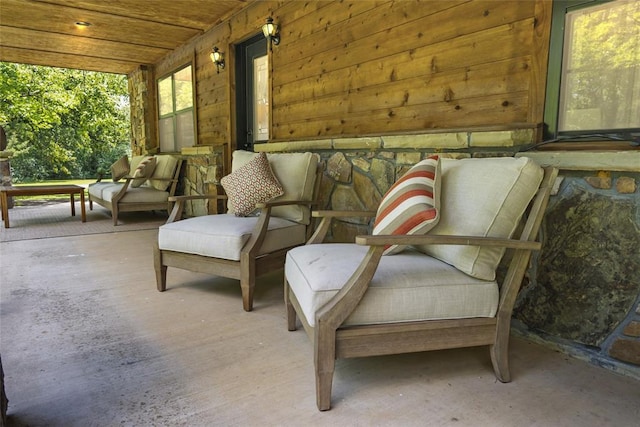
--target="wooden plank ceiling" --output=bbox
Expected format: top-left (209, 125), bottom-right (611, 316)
top-left (0, 0), bottom-right (250, 74)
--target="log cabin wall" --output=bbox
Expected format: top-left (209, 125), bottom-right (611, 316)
top-left (270, 0), bottom-right (547, 139)
top-left (144, 0), bottom-right (552, 211)
top-left (139, 0), bottom-right (640, 379)
top-left (145, 0), bottom-right (550, 150)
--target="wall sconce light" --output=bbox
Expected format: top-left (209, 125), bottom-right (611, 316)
top-left (210, 46), bottom-right (225, 73)
top-left (74, 21), bottom-right (92, 29)
top-left (262, 17), bottom-right (280, 48)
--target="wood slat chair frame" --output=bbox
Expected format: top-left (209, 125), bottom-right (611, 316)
top-left (154, 162), bottom-right (324, 312)
top-left (88, 157), bottom-right (184, 225)
top-left (285, 166), bottom-right (559, 411)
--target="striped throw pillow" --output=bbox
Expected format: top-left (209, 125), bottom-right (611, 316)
top-left (373, 155), bottom-right (441, 255)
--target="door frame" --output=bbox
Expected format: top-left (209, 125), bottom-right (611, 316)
top-left (234, 33), bottom-right (268, 152)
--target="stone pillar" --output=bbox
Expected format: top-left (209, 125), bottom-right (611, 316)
top-left (180, 146), bottom-right (225, 217)
top-left (128, 66), bottom-right (156, 155)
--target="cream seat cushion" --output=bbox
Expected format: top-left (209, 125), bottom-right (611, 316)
top-left (107, 185), bottom-right (168, 203)
top-left (159, 214), bottom-right (307, 261)
top-left (89, 183), bottom-right (169, 203)
top-left (285, 244), bottom-right (498, 327)
top-left (88, 181), bottom-right (113, 200)
top-left (229, 151), bottom-right (318, 225)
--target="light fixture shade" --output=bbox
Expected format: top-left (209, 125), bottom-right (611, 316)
top-left (210, 47), bottom-right (225, 73)
top-left (262, 21), bottom-right (278, 38)
top-left (262, 17), bottom-right (280, 47)
top-left (210, 50), bottom-right (222, 64)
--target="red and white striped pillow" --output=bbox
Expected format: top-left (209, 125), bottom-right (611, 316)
top-left (372, 155), bottom-right (441, 255)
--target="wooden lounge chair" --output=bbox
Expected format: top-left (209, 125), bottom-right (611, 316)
top-left (284, 156), bottom-right (558, 410)
top-left (155, 150), bottom-right (323, 311)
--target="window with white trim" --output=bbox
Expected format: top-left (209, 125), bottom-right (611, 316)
top-left (157, 64), bottom-right (195, 152)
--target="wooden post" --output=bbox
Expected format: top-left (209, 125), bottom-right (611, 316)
top-left (0, 159), bottom-right (13, 209)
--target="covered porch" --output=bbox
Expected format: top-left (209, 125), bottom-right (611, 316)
top-left (1, 0), bottom-right (639, 423)
top-left (1, 224), bottom-right (638, 425)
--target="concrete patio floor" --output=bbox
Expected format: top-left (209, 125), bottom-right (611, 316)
top-left (0, 229), bottom-right (638, 426)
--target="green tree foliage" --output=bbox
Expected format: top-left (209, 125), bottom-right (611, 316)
top-left (0, 63), bottom-right (130, 181)
top-left (562, 1), bottom-right (640, 130)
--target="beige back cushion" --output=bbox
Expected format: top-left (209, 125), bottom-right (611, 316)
top-left (415, 156), bottom-right (543, 281)
top-left (229, 151), bottom-right (319, 224)
top-left (129, 155), bottom-right (146, 176)
top-left (147, 155), bottom-right (179, 191)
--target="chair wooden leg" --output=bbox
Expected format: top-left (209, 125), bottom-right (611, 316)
top-left (315, 322), bottom-right (337, 411)
top-left (111, 206), bottom-right (119, 226)
top-left (240, 261), bottom-right (255, 312)
top-left (240, 280), bottom-right (255, 311)
top-left (284, 277), bottom-right (297, 331)
top-left (490, 327), bottom-right (512, 383)
top-left (240, 278), bottom-right (254, 312)
top-left (315, 364), bottom-right (334, 411)
top-left (153, 243), bottom-right (167, 292)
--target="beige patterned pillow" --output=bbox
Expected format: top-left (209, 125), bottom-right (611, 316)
top-left (229, 151), bottom-right (319, 224)
top-left (131, 156), bottom-right (156, 188)
top-left (110, 155), bottom-right (129, 181)
top-left (221, 152), bottom-right (284, 216)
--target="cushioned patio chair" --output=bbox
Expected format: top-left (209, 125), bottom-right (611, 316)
top-left (284, 156), bottom-right (558, 410)
top-left (155, 150), bottom-right (322, 311)
top-left (88, 154), bottom-right (183, 225)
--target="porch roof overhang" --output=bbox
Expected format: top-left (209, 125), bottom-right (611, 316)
top-left (0, 0), bottom-right (251, 75)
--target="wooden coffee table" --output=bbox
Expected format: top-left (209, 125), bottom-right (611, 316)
top-left (0, 184), bottom-right (86, 228)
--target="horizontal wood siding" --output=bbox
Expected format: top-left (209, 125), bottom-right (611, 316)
top-left (271, 0), bottom-right (538, 139)
top-left (152, 0), bottom-right (550, 145)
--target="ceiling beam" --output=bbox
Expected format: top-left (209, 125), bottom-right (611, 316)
top-left (0, 46), bottom-right (139, 74)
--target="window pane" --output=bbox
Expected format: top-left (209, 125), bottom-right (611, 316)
top-left (175, 110), bottom-right (195, 150)
top-left (158, 76), bottom-right (173, 116)
top-left (253, 55), bottom-right (269, 142)
top-left (559, 1), bottom-right (640, 132)
top-left (159, 117), bottom-right (175, 152)
top-left (174, 65), bottom-right (193, 111)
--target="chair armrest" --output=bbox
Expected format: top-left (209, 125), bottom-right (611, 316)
top-left (168, 194), bottom-right (228, 203)
top-left (355, 234), bottom-right (542, 251)
top-left (255, 199), bottom-right (318, 209)
top-left (307, 210), bottom-right (377, 245)
top-left (148, 177), bottom-right (178, 182)
top-left (165, 193), bottom-right (229, 223)
top-left (315, 245), bottom-right (385, 331)
top-left (312, 210), bottom-right (377, 218)
top-left (237, 199), bottom-right (320, 257)
top-left (111, 177), bottom-right (133, 203)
